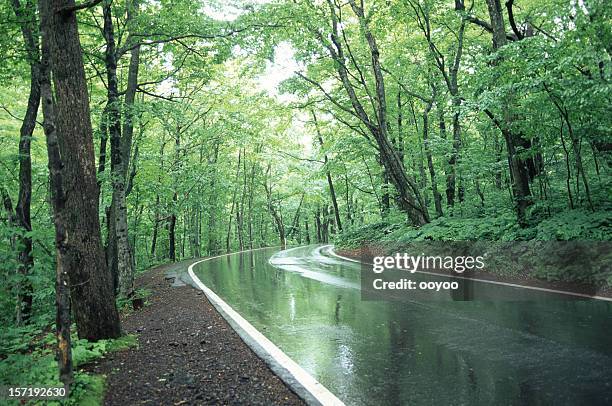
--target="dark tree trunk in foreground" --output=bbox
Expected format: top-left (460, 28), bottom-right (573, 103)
top-left (39, 0), bottom-right (71, 385)
top-left (11, 0), bottom-right (40, 325)
top-left (42, 0), bottom-right (121, 341)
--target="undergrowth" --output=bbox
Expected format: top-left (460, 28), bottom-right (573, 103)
top-left (335, 209), bottom-right (612, 286)
top-left (0, 323), bottom-right (137, 405)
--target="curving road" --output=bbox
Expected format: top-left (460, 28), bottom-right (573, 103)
top-left (190, 245), bottom-right (612, 405)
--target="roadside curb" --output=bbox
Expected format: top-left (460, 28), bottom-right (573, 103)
top-left (187, 248), bottom-right (345, 406)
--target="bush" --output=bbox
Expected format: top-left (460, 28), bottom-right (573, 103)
top-left (0, 328), bottom-right (137, 405)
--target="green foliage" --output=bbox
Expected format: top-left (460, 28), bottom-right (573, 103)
top-left (534, 210), bottom-right (612, 241)
top-left (116, 288), bottom-right (152, 312)
top-left (338, 209), bottom-right (612, 248)
top-left (0, 331), bottom-right (137, 405)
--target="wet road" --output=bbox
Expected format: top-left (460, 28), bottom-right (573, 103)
top-left (191, 245), bottom-right (612, 405)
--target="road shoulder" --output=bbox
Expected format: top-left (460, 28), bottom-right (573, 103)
top-left (85, 259), bottom-right (304, 405)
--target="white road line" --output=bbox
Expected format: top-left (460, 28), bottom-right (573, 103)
top-left (324, 245), bottom-right (612, 302)
top-left (187, 248), bottom-right (345, 406)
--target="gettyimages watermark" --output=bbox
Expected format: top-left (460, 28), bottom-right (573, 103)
top-left (358, 241), bottom-right (612, 301)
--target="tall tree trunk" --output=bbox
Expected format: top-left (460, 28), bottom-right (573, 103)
top-left (208, 141), bottom-right (220, 254)
top-left (559, 119), bottom-right (575, 209)
top-left (118, 0), bottom-right (141, 272)
top-left (11, 0), bottom-right (39, 325)
top-left (247, 156), bottom-right (256, 249)
top-left (264, 164), bottom-right (286, 247)
top-left (168, 127), bottom-right (182, 261)
top-left (103, 0), bottom-right (134, 298)
top-left (396, 91), bottom-right (405, 163)
top-left (342, 165), bottom-right (353, 225)
top-left (423, 94), bottom-right (443, 217)
top-left (321, 205), bottom-right (329, 243)
top-left (150, 194), bottom-right (160, 257)
top-left (485, 0), bottom-right (532, 226)
top-left (412, 2), bottom-right (466, 208)
top-left (435, 102), bottom-right (455, 210)
top-left (381, 166), bottom-right (390, 217)
top-left (312, 111), bottom-right (342, 232)
top-left (39, 10), bottom-right (73, 383)
top-left (315, 207), bottom-right (322, 243)
top-left (168, 193), bottom-right (177, 261)
top-left (236, 149), bottom-right (247, 250)
top-left (289, 193), bottom-right (305, 239)
top-left (42, 0), bottom-right (121, 340)
top-left (120, 0), bottom-right (141, 182)
top-left (226, 150), bottom-right (241, 252)
top-left (305, 219), bottom-right (311, 244)
top-left (151, 137), bottom-right (166, 258)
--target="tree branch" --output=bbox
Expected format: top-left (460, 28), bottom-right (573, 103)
top-left (295, 71), bottom-right (363, 122)
top-left (505, 0), bottom-right (524, 40)
top-left (57, 0), bottom-right (103, 14)
top-left (465, 15), bottom-right (518, 41)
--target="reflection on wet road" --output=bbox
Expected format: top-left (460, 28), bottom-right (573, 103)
top-left (192, 245), bottom-right (612, 405)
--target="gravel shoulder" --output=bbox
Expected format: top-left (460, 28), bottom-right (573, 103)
top-left (86, 259), bottom-right (304, 405)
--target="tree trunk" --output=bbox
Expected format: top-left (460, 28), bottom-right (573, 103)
top-left (321, 206), bottom-right (329, 243)
top-left (381, 166), bottom-right (390, 217)
top-left (103, 0), bottom-right (134, 298)
top-left (315, 208), bottom-right (322, 243)
top-left (120, 0), bottom-right (141, 182)
top-left (312, 111), bottom-right (342, 232)
top-left (11, 0), bottom-right (39, 325)
top-left (150, 195), bottom-right (160, 257)
top-left (169, 191), bottom-right (177, 261)
top-left (423, 95), bottom-right (443, 217)
top-left (226, 150), bottom-right (241, 252)
top-left (208, 141), bottom-right (220, 254)
top-left (342, 166), bottom-right (353, 225)
top-left (289, 193), bottom-right (305, 239)
top-left (39, 11), bottom-right (73, 383)
top-left (42, 0), bottom-right (121, 340)
top-left (305, 219), bottom-right (311, 244)
top-left (247, 157), bottom-right (256, 249)
top-left (485, 0), bottom-right (532, 226)
top-left (236, 149), bottom-right (247, 250)
top-left (264, 165), bottom-right (286, 247)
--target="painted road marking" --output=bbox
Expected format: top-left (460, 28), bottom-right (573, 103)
top-left (187, 249), bottom-right (345, 406)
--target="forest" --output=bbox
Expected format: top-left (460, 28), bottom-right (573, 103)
top-left (0, 0), bottom-right (610, 403)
